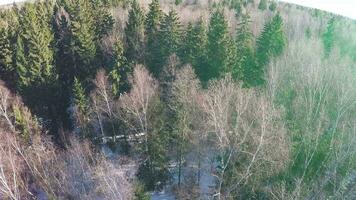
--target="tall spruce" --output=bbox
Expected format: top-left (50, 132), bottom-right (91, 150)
top-left (180, 19), bottom-right (208, 81)
top-left (207, 8), bottom-right (236, 81)
top-left (235, 14), bottom-right (257, 86)
top-left (16, 3), bottom-right (57, 89)
top-left (14, 2), bottom-right (60, 133)
top-left (109, 39), bottom-right (130, 96)
top-left (0, 27), bottom-right (13, 73)
top-left (322, 17), bottom-right (336, 57)
top-left (256, 13), bottom-right (286, 85)
top-left (145, 0), bottom-right (163, 76)
top-left (58, 0), bottom-right (98, 80)
top-left (258, 0), bottom-right (267, 10)
top-left (157, 9), bottom-right (181, 71)
top-left (125, 0), bottom-right (145, 63)
top-left (73, 77), bottom-right (88, 114)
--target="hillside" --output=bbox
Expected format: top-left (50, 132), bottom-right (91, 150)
top-left (0, 0), bottom-right (355, 199)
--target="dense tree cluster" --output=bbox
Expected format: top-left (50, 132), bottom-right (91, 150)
top-left (0, 0), bottom-right (355, 199)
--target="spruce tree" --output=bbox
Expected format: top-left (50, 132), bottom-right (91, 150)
top-left (207, 9), bottom-right (236, 81)
top-left (59, 0), bottom-right (98, 79)
top-left (235, 14), bottom-right (257, 86)
top-left (109, 39), bottom-right (130, 96)
top-left (15, 3), bottom-right (57, 90)
top-left (258, 0), bottom-right (267, 10)
top-left (145, 0), bottom-right (163, 76)
top-left (125, 0), bottom-right (145, 63)
top-left (14, 2), bottom-right (60, 133)
top-left (157, 9), bottom-right (181, 71)
top-left (180, 19), bottom-right (208, 81)
top-left (269, 0), bottom-right (277, 11)
top-left (90, 0), bottom-right (114, 40)
top-left (255, 13), bottom-right (286, 85)
top-left (0, 27), bottom-right (13, 72)
top-left (322, 17), bottom-right (336, 57)
top-left (73, 77), bottom-right (88, 114)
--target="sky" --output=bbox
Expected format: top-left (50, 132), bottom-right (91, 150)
top-left (279, 0), bottom-right (356, 19)
top-left (0, 0), bottom-right (356, 19)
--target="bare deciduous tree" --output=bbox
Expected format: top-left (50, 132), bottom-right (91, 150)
top-left (202, 76), bottom-right (290, 199)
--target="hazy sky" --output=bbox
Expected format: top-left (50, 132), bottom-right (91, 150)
top-left (0, 0), bottom-right (356, 19)
top-left (279, 0), bottom-right (356, 19)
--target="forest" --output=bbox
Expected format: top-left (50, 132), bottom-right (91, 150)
top-left (0, 0), bottom-right (355, 199)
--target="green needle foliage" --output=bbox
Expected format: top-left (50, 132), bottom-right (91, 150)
top-left (207, 8), bottom-right (236, 81)
top-left (0, 27), bottom-right (13, 73)
top-left (145, 0), bottom-right (163, 76)
top-left (323, 17), bottom-right (336, 57)
top-left (157, 9), bottom-right (182, 70)
top-left (256, 13), bottom-right (286, 85)
top-left (180, 19), bottom-right (208, 81)
top-left (235, 14), bottom-right (257, 86)
top-left (125, 0), bottom-right (145, 63)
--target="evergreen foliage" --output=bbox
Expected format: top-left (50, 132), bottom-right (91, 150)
top-left (258, 0), bottom-right (267, 10)
top-left (322, 17), bottom-right (336, 57)
top-left (157, 10), bottom-right (182, 70)
top-left (15, 3), bottom-right (57, 89)
top-left (180, 19), bottom-right (208, 81)
top-left (269, 0), bottom-right (277, 11)
top-left (73, 77), bottom-right (88, 114)
top-left (235, 14), bottom-right (257, 86)
top-left (109, 39), bottom-right (130, 96)
top-left (0, 27), bottom-right (13, 72)
top-left (145, 0), bottom-right (163, 76)
top-left (207, 8), bottom-right (236, 81)
top-left (125, 0), bottom-right (145, 63)
top-left (256, 13), bottom-right (286, 85)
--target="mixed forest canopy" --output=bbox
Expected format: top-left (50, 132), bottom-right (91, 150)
top-left (0, 0), bottom-right (355, 199)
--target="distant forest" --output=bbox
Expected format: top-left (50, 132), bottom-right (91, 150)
top-left (0, 0), bottom-right (355, 199)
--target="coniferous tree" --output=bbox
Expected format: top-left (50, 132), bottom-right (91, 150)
top-left (13, 2), bottom-right (61, 133)
top-left (180, 19), bottom-right (208, 81)
top-left (91, 0), bottom-right (114, 40)
top-left (255, 13), bottom-right (286, 85)
top-left (157, 10), bottom-right (181, 71)
top-left (125, 0), bottom-right (145, 63)
top-left (0, 27), bottom-right (13, 73)
top-left (207, 9), bottom-right (236, 82)
top-left (322, 17), bottom-right (336, 57)
top-left (145, 0), bottom-right (163, 76)
top-left (72, 77), bottom-right (90, 137)
top-left (269, 0), bottom-right (277, 11)
top-left (109, 39), bottom-right (130, 96)
top-left (58, 0), bottom-right (97, 79)
top-left (16, 3), bottom-right (57, 89)
top-left (258, 0), bottom-right (267, 10)
top-left (235, 14), bottom-right (257, 86)
top-left (73, 77), bottom-right (88, 114)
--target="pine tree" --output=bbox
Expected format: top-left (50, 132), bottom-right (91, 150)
top-left (157, 9), bottom-right (181, 71)
top-left (207, 9), bottom-right (236, 81)
top-left (180, 19), bottom-right (208, 81)
top-left (255, 13), bottom-right (286, 85)
top-left (235, 14), bottom-right (257, 86)
top-left (145, 0), bottom-right (163, 76)
top-left (258, 0), bottom-right (267, 10)
top-left (322, 17), bottom-right (336, 57)
top-left (125, 0), bottom-right (145, 63)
